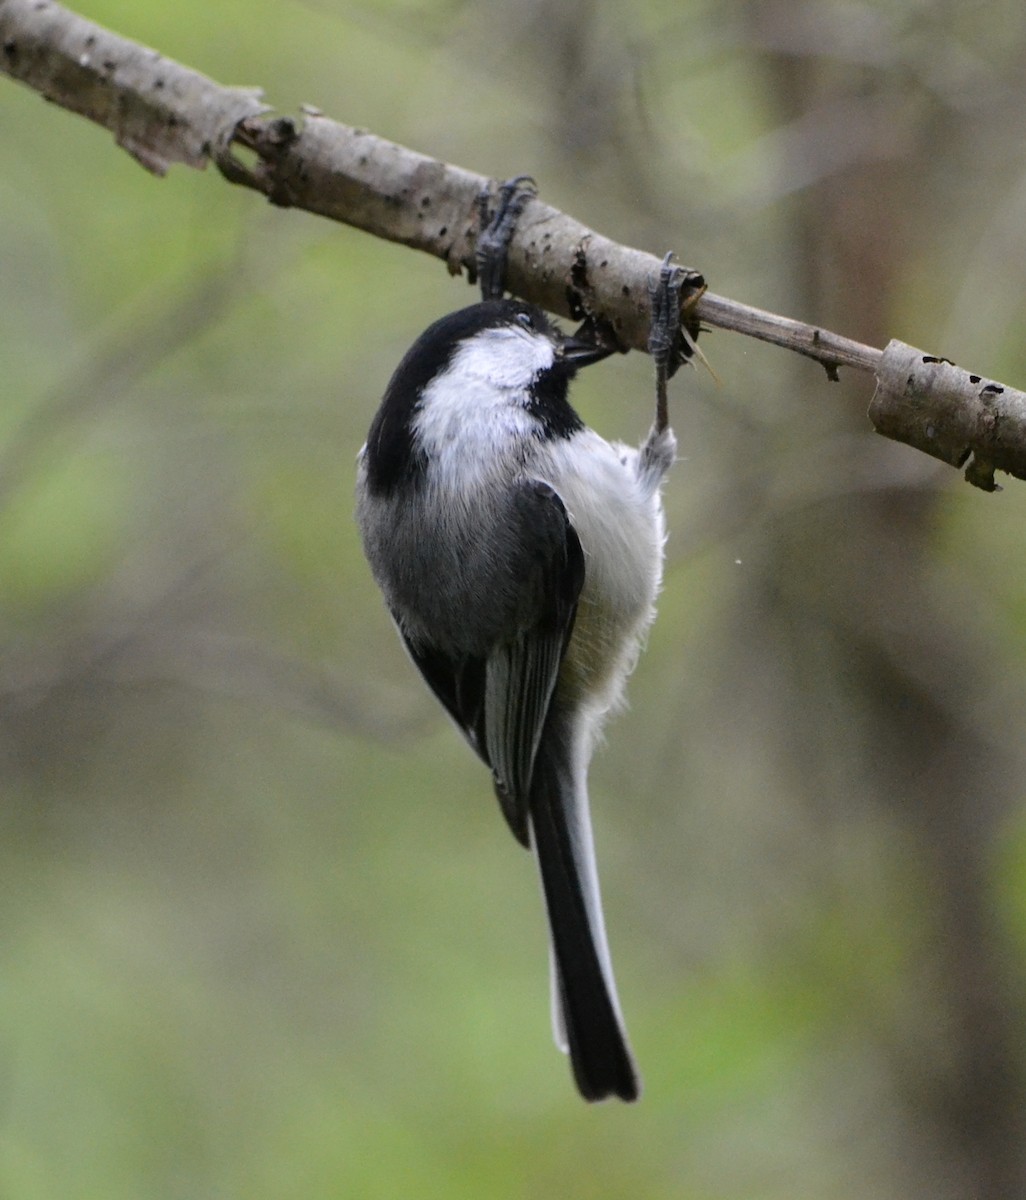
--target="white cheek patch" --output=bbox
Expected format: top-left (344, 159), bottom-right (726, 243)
top-left (410, 325), bottom-right (557, 490)
top-left (411, 375), bottom-right (534, 493)
top-left (451, 325), bottom-right (556, 391)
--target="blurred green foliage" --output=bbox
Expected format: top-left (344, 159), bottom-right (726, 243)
top-left (3, 1), bottom-right (1026, 1197)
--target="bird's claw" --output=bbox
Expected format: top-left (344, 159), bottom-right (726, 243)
top-left (475, 175), bottom-right (538, 301)
top-left (647, 251), bottom-right (687, 381)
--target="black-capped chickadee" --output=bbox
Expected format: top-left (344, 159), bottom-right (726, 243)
top-left (356, 299), bottom-right (675, 1102)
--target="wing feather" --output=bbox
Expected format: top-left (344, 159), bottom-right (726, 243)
top-left (395, 479), bottom-right (583, 847)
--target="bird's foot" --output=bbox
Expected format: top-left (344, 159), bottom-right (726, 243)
top-left (475, 175), bottom-right (537, 301)
top-left (648, 252), bottom-right (687, 381)
top-left (647, 252), bottom-right (689, 435)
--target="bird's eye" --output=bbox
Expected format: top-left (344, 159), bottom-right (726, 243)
top-left (515, 311), bottom-right (534, 330)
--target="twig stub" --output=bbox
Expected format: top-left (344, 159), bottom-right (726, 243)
top-left (869, 341), bottom-right (1026, 492)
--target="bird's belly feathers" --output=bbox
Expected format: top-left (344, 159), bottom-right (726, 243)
top-left (533, 432), bottom-right (667, 718)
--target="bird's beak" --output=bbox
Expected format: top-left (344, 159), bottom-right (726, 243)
top-left (560, 335), bottom-right (615, 367)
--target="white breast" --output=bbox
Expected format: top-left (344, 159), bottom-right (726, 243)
top-left (531, 430), bottom-right (669, 722)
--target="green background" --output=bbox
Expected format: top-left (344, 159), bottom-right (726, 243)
top-left (3, 1), bottom-right (1026, 1196)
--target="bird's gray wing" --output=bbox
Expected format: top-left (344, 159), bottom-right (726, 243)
top-left (480, 480), bottom-right (584, 846)
top-left (398, 479), bottom-right (583, 846)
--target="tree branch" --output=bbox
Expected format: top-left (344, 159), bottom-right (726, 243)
top-left (2, 0), bottom-right (1024, 490)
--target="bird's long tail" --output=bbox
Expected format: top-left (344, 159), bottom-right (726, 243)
top-left (529, 720), bottom-right (639, 1102)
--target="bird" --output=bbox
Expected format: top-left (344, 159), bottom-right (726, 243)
top-left (355, 297), bottom-right (676, 1101)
